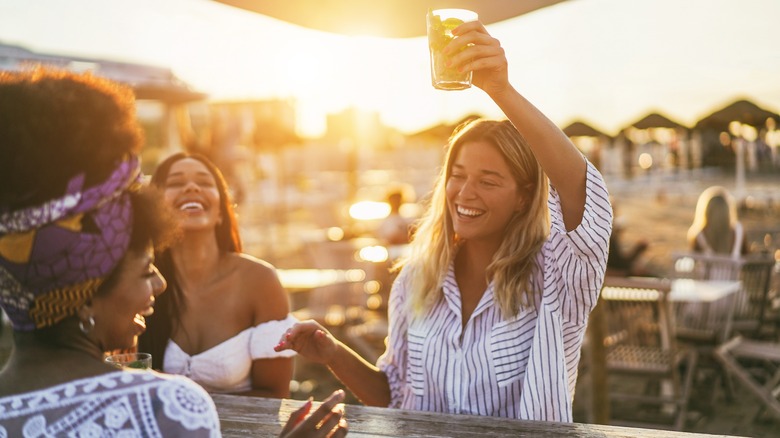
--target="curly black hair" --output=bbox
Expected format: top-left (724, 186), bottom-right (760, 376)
top-left (0, 67), bottom-right (142, 210)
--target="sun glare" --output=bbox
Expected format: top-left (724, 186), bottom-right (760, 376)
top-left (349, 201), bottom-right (391, 221)
top-left (3, 0), bottom-right (778, 138)
top-left (261, 31), bottom-right (437, 137)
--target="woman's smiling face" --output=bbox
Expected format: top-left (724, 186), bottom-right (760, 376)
top-left (162, 158), bottom-right (222, 231)
top-left (90, 246), bottom-right (166, 351)
top-left (446, 140), bottom-right (522, 245)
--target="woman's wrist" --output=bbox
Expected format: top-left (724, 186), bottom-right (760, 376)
top-left (323, 340), bottom-right (344, 371)
top-left (486, 83), bottom-right (518, 108)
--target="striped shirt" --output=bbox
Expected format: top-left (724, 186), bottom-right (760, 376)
top-left (376, 161), bottom-right (612, 422)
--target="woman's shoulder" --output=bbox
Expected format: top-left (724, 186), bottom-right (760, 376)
top-left (230, 252), bottom-right (277, 272)
top-left (227, 252), bottom-right (289, 319)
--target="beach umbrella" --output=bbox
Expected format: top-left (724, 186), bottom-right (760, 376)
top-left (627, 112), bottom-right (688, 130)
top-left (212, 0), bottom-right (568, 38)
top-left (620, 112), bottom-right (687, 171)
top-left (694, 99), bottom-right (780, 131)
top-left (562, 120), bottom-right (611, 138)
top-left (409, 114), bottom-right (482, 140)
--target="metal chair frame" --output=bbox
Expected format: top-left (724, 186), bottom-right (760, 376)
top-left (715, 336), bottom-right (780, 421)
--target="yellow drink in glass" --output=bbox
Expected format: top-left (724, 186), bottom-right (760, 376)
top-left (427, 8), bottom-right (478, 90)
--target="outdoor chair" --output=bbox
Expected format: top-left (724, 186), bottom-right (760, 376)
top-left (598, 276), bottom-right (698, 431)
top-left (734, 257), bottom-right (778, 340)
top-left (715, 336), bottom-right (780, 421)
top-left (672, 252), bottom-right (776, 341)
top-left (670, 252), bottom-right (776, 402)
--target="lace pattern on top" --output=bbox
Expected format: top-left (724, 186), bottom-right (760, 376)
top-left (0, 370), bottom-right (220, 437)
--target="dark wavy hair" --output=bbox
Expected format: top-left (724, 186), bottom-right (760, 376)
top-left (139, 152), bottom-right (242, 369)
top-left (0, 67), bottom-right (142, 210)
top-left (150, 152), bottom-right (241, 253)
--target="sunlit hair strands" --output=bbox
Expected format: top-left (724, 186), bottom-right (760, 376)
top-left (401, 119), bottom-right (550, 319)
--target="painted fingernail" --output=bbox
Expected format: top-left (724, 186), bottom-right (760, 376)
top-left (295, 398), bottom-right (313, 420)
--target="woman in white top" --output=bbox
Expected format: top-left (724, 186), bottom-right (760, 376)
top-left (687, 185), bottom-right (748, 258)
top-left (139, 153), bottom-right (297, 397)
top-left (275, 20), bottom-right (612, 422)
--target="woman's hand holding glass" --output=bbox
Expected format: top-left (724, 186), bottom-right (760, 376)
top-left (445, 20), bottom-right (510, 96)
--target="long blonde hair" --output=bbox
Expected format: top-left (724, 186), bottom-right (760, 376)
top-left (399, 119), bottom-right (550, 318)
top-left (687, 186), bottom-right (739, 255)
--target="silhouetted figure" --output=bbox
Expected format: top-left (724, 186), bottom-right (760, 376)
top-left (607, 199), bottom-right (651, 276)
top-left (376, 190), bottom-right (412, 245)
top-left (687, 186), bottom-right (749, 258)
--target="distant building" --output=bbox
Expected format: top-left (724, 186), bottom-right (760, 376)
top-left (0, 42), bottom-right (205, 104)
top-left (0, 42), bottom-right (206, 173)
top-left (325, 107), bottom-right (399, 151)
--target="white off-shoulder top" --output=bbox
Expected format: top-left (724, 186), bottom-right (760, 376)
top-left (163, 314), bottom-right (298, 393)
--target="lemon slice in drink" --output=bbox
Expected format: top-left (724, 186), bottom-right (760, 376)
top-left (442, 17), bottom-right (464, 30)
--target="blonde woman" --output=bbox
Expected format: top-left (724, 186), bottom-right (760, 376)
top-left (687, 186), bottom-right (748, 258)
top-left (276, 20), bottom-right (612, 422)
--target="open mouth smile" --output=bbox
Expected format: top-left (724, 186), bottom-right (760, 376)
top-left (179, 201), bottom-right (205, 211)
top-left (456, 205), bottom-right (485, 218)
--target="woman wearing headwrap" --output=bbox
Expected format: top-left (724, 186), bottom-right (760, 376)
top-left (0, 68), bottom-right (347, 437)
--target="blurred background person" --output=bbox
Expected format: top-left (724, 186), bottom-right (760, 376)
top-left (376, 189), bottom-right (413, 246)
top-left (139, 152), bottom-right (296, 398)
top-left (607, 198), bottom-right (651, 277)
top-left (687, 186), bottom-right (749, 258)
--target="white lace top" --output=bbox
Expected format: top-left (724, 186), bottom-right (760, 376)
top-left (163, 315), bottom-right (298, 393)
top-left (0, 370), bottom-right (220, 437)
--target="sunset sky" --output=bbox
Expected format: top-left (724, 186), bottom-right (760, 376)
top-left (0, 0), bottom-right (778, 137)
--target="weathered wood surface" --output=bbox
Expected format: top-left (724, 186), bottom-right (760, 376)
top-left (212, 394), bottom-right (744, 438)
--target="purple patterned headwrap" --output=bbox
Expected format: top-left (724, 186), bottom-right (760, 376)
top-left (0, 155), bottom-right (141, 331)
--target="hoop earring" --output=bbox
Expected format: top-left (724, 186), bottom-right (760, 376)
top-left (79, 316), bottom-right (96, 334)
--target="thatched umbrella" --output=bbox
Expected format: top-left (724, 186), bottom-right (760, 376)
top-left (213, 0), bottom-right (567, 38)
top-left (627, 112), bottom-right (687, 130)
top-left (562, 120), bottom-right (611, 138)
top-left (694, 99), bottom-right (780, 132)
top-left (560, 120), bottom-right (613, 172)
top-left (409, 113), bottom-right (482, 141)
top-left (616, 112), bottom-right (689, 174)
